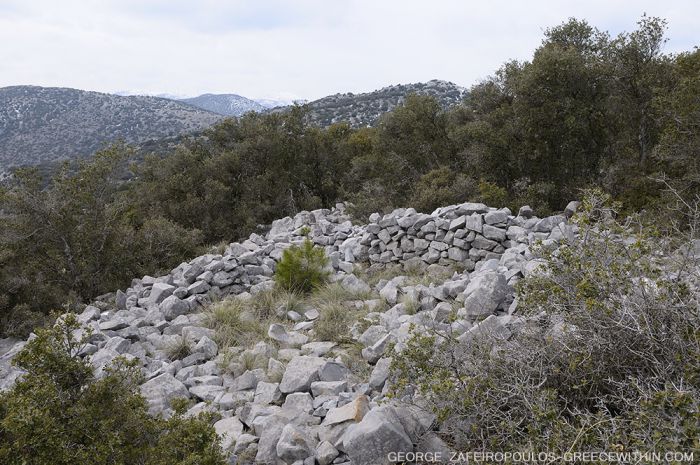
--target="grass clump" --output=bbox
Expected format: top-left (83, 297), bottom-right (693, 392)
top-left (399, 294), bottom-right (421, 315)
top-left (310, 283), bottom-right (375, 343)
top-left (204, 299), bottom-right (265, 349)
top-left (251, 288), bottom-right (304, 319)
top-left (274, 236), bottom-right (330, 294)
top-left (165, 336), bottom-right (191, 361)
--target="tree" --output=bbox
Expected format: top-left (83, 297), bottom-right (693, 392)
top-left (274, 233), bottom-right (330, 294)
top-left (0, 145), bottom-right (202, 337)
top-left (607, 15), bottom-right (672, 166)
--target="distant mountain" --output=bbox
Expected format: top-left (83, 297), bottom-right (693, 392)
top-left (254, 98), bottom-right (303, 109)
top-left (0, 86), bottom-right (222, 170)
top-left (179, 93), bottom-right (265, 116)
top-left (296, 79), bottom-right (468, 127)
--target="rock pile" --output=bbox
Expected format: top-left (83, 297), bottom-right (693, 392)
top-left (0, 200), bottom-right (580, 465)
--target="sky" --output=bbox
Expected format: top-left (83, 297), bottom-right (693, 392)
top-left (0, 0), bottom-right (697, 101)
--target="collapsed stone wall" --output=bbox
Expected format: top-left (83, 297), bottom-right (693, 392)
top-left (0, 200), bottom-right (580, 465)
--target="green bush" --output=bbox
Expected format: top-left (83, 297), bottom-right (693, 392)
top-left (0, 314), bottom-right (227, 465)
top-left (274, 236), bottom-right (330, 294)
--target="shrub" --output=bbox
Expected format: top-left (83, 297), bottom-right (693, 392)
top-left (274, 236), bottom-right (330, 294)
top-left (0, 314), bottom-right (226, 465)
top-left (390, 191), bottom-right (700, 453)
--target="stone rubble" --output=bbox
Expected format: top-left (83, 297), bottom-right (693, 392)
top-left (0, 200), bottom-right (581, 464)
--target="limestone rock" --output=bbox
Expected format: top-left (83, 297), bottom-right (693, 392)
top-left (279, 356), bottom-right (327, 393)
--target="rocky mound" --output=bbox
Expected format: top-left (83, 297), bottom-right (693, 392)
top-left (0, 200), bottom-right (580, 465)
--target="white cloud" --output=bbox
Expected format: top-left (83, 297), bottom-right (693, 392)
top-left (0, 0), bottom-right (697, 100)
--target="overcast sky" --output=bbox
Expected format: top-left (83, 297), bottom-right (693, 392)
top-left (0, 1), bottom-right (697, 101)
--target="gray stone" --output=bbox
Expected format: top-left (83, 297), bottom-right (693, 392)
top-left (193, 335), bottom-right (218, 359)
top-left (140, 373), bottom-right (189, 415)
top-left (98, 318), bottom-right (130, 331)
top-left (279, 356), bottom-right (327, 393)
top-left (564, 200), bottom-right (580, 218)
top-left (471, 234), bottom-right (498, 250)
top-left (214, 416), bottom-right (244, 451)
top-left (369, 357), bottom-right (392, 391)
top-left (276, 424), bottom-right (315, 463)
top-left (341, 274), bottom-right (371, 294)
top-left (361, 333), bottom-right (392, 363)
top-left (464, 214), bottom-right (483, 233)
top-left (160, 295), bottom-right (190, 321)
top-left (149, 283), bottom-right (175, 305)
top-left (318, 361), bottom-right (350, 382)
top-left (447, 247), bottom-right (469, 262)
top-left (482, 224), bottom-right (506, 242)
top-left (256, 415), bottom-right (287, 464)
top-left (316, 441), bottom-right (340, 465)
top-left (282, 392), bottom-right (314, 414)
top-left (115, 290), bottom-right (128, 310)
top-left (301, 341), bottom-right (336, 356)
top-left (461, 272), bottom-right (509, 319)
top-left (342, 408), bottom-right (413, 465)
top-left (534, 215), bottom-right (566, 233)
top-left (104, 336), bottom-right (130, 354)
top-left (268, 324), bottom-right (309, 348)
top-left (518, 205), bottom-right (534, 218)
top-left (311, 380), bottom-right (347, 397)
top-left (255, 381), bottom-right (283, 404)
top-left (231, 369), bottom-right (259, 391)
top-left (458, 314), bottom-right (512, 343)
top-left (187, 280), bottom-right (210, 295)
top-left (189, 384), bottom-right (225, 402)
top-left (484, 210), bottom-right (509, 225)
top-left (358, 325), bottom-right (388, 348)
top-left (449, 215), bottom-right (466, 231)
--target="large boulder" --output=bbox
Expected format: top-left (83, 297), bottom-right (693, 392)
top-left (140, 373), bottom-right (190, 415)
top-left (160, 295), bottom-right (190, 321)
top-left (149, 283), bottom-right (175, 305)
top-left (461, 271), bottom-right (509, 319)
top-left (276, 424), bottom-right (316, 463)
top-left (214, 416), bottom-right (244, 451)
top-left (279, 356), bottom-right (327, 393)
top-left (343, 407), bottom-right (413, 465)
top-left (255, 414), bottom-right (287, 464)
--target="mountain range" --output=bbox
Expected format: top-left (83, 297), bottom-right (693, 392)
top-left (0, 80), bottom-right (467, 172)
top-left (0, 86), bottom-right (222, 170)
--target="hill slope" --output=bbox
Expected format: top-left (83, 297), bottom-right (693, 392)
top-left (179, 93), bottom-right (266, 116)
top-left (0, 86), bottom-right (223, 169)
top-left (297, 79), bottom-right (468, 127)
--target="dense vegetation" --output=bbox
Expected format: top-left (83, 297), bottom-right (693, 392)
top-left (390, 192), bottom-right (700, 454)
top-left (0, 314), bottom-right (227, 465)
top-left (1, 16), bottom-right (699, 337)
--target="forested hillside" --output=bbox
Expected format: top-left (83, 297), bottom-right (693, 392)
top-left (0, 86), bottom-right (222, 170)
top-left (293, 79), bottom-right (467, 127)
